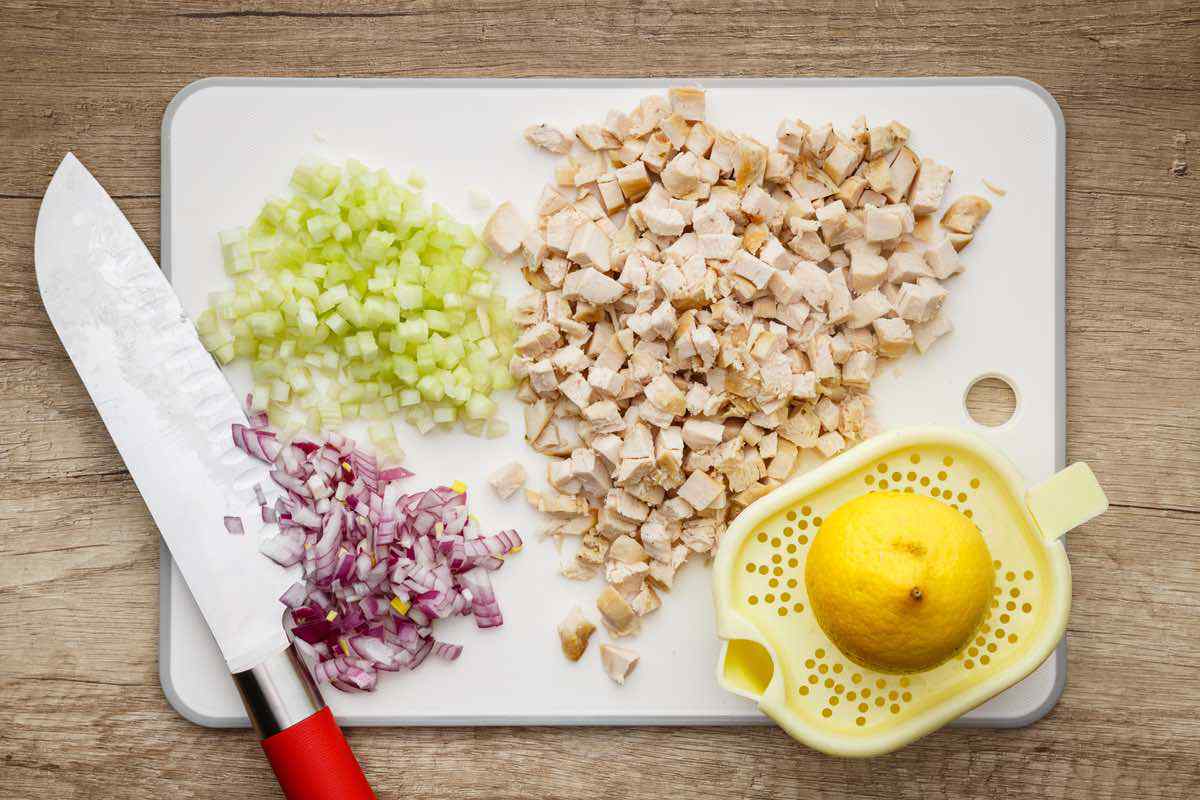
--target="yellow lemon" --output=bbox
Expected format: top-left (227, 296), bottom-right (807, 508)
top-left (805, 491), bottom-right (994, 673)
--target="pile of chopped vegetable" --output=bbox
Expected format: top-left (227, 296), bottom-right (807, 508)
top-left (194, 159), bottom-right (517, 450)
top-left (231, 417), bottom-right (522, 692)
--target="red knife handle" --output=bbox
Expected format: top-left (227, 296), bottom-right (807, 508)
top-left (261, 707), bottom-right (376, 800)
top-left (232, 644), bottom-right (376, 800)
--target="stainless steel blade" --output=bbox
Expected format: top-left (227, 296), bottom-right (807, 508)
top-left (35, 154), bottom-right (292, 672)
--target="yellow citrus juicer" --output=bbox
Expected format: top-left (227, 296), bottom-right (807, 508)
top-left (712, 425), bottom-right (1107, 757)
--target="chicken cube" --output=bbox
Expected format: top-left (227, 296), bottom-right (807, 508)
top-left (558, 372), bottom-right (593, 409)
top-left (735, 137), bottom-right (768, 191)
top-left (886, 250), bottom-right (931, 284)
top-left (567, 223), bottom-right (613, 272)
top-left (699, 233), bottom-right (741, 260)
top-left (600, 644), bottom-right (640, 684)
top-left (872, 317), bottom-right (913, 357)
top-left (488, 462), bottom-right (527, 500)
top-left (587, 366), bottom-right (626, 398)
top-left (823, 139), bottom-right (865, 184)
top-left (571, 268), bottom-right (625, 305)
top-left (816, 431), bottom-right (847, 458)
top-left (895, 281), bottom-right (947, 323)
top-left (613, 160), bottom-right (652, 203)
top-left (558, 606), bottom-right (596, 661)
top-left (847, 289), bottom-right (893, 329)
top-left (941, 195), bottom-right (992, 234)
top-left (482, 202), bottom-right (527, 256)
top-left (682, 419), bottom-right (725, 450)
top-left (729, 250), bottom-right (773, 290)
top-left (912, 311), bottom-right (954, 353)
top-left (865, 205), bottom-right (903, 242)
top-left (924, 237), bottom-right (963, 279)
top-left (645, 375), bottom-right (686, 416)
top-left (584, 400), bottom-right (625, 433)
top-left (551, 345), bottom-right (590, 374)
top-left (677, 470), bottom-right (724, 511)
top-left (641, 205), bottom-right (687, 237)
top-left (767, 438), bottom-right (799, 481)
top-left (575, 122), bottom-right (620, 151)
top-left (886, 147), bottom-right (920, 204)
top-left (630, 585), bottom-right (662, 617)
top-left (661, 151), bottom-right (702, 197)
top-left (842, 350), bottom-right (877, 389)
top-left (525, 124), bottom-right (573, 155)
top-left (669, 86), bottom-right (706, 121)
top-left (910, 158), bottom-right (953, 215)
top-left (849, 246), bottom-right (888, 293)
top-left (597, 586), bottom-right (639, 637)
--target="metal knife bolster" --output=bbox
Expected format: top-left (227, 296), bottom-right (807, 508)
top-left (232, 644), bottom-right (326, 739)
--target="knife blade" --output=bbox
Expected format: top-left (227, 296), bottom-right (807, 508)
top-left (36, 153), bottom-right (291, 673)
top-left (36, 154), bottom-right (376, 800)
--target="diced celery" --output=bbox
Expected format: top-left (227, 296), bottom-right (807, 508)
top-left (201, 157), bottom-right (516, 438)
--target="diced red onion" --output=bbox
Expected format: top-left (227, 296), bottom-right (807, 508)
top-left (240, 419), bottom-right (519, 693)
top-left (224, 516), bottom-right (245, 535)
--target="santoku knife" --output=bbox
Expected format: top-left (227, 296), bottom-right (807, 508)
top-left (36, 153), bottom-right (376, 800)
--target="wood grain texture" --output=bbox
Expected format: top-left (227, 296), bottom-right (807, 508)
top-left (1, 1), bottom-right (1197, 798)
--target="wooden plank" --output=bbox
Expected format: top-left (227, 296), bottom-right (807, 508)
top-left (0, 2), bottom-right (1197, 196)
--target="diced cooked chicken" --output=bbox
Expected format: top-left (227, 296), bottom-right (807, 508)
top-left (514, 321), bottom-right (560, 358)
top-left (525, 124), bottom-right (573, 154)
top-left (913, 311), bottom-right (954, 353)
top-left (630, 584), bottom-right (662, 616)
top-left (682, 419), bottom-right (724, 450)
top-left (600, 644), bottom-right (640, 684)
top-left (848, 289), bottom-right (893, 329)
top-left (677, 470), bottom-right (724, 511)
top-left (616, 161), bottom-right (652, 202)
top-left (567, 223), bottom-right (613, 271)
top-left (895, 281), bottom-right (947, 323)
top-left (732, 250), bottom-right (776, 290)
top-left (597, 585), bottom-right (639, 637)
top-left (645, 375), bottom-right (686, 416)
top-left (924, 237), bottom-right (962, 279)
top-left (816, 431), bottom-right (847, 458)
top-left (583, 268), bottom-right (628, 304)
top-left (941, 195), bottom-right (992, 234)
top-left (823, 139), bottom-right (864, 184)
top-left (641, 205), bottom-right (687, 237)
top-left (482, 202), bottom-right (527, 256)
top-left (873, 317), bottom-right (914, 357)
top-left (886, 250), bottom-right (930, 284)
top-left (488, 462), bottom-right (527, 500)
top-left (669, 86), bottom-right (706, 121)
top-left (508, 97), bottom-right (994, 660)
top-left (558, 606), bottom-right (597, 661)
top-left (911, 158), bottom-right (953, 215)
top-left (886, 146), bottom-right (920, 204)
top-left (842, 350), bottom-right (877, 389)
top-left (864, 204), bottom-right (902, 242)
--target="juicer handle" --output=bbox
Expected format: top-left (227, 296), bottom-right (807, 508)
top-left (1026, 462), bottom-right (1109, 540)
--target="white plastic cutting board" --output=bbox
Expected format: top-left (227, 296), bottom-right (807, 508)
top-left (160, 78), bottom-right (1065, 728)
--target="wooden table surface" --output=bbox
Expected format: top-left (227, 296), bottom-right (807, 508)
top-left (2, 2), bottom-right (1198, 798)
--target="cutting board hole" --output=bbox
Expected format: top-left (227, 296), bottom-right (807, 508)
top-left (965, 376), bottom-right (1017, 427)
